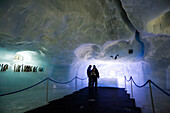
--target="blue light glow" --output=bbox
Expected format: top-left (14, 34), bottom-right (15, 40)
top-left (0, 50), bottom-right (47, 72)
top-left (71, 59), bottom-right (146, 88)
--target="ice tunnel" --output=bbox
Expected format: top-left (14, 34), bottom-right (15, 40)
top-left (0, 0), bottom-right (170, 113)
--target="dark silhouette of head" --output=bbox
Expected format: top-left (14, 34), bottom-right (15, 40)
top-left (88, 65), bottom-right (92, 68)
top-left (93, 65), bottom-right (96, 69)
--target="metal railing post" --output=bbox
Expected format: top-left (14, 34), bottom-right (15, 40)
top-left (46, 78), bottom-right (49, 103)
top-left (124, 76), bottom-right (126, 90)
top-left (149, 80), bottom-right (155, 113)
top-left (131, 77), bottom-right (133, 98)
top-left (75, 76), bottom-right (77, 91)
top-left (81, 79), bottom-right (83, 89)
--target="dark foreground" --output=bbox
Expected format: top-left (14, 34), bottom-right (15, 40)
top-left (25, 87), bottom-right (141, 113)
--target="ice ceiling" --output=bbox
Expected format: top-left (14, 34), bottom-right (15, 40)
top-left (0, 0), bottom-right (170, 87)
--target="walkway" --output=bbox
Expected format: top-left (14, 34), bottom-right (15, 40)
top-left (25, 87), bottom-right (141, 113)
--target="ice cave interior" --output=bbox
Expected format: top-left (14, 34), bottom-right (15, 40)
top-left (0, 0), bottom-right (170, 113)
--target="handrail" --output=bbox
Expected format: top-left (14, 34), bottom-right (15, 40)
top-left (131, 77), bottom-right (149, 88)
top-left (2, 74), bottom-right (169, 113)
top-left (150, 80), bottom-right (170, 97)
top-left (0, 76), bottom-right (87, 97)
top-left (0, 78), bottom-right (47, 97)
top-left (77, 76), bottom-right (88, 80)
top-left (124, 76), bottom-right (170, 113)
top-left (48, 77), bottom-right (76, 84)
top-left (124, 76), bottom-right (170, 97)
top-left (124, 76), bottom-right (132, 82)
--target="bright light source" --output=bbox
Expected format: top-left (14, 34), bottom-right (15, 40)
top-left (13, 51), bottom-right (35, 63)
top-left (11, 51), bottom-right (46, 69)
top-left (71, 59), bottom-right (146, 88)
top-left (109, 71), bottom-right (116, 78)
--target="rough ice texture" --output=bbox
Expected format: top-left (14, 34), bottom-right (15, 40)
top-left (121, 0), bottom-right (170, 32)
top-left (147, 11), bottom-right (170, 35)
top-left (0, 0), bottom-right (169, 87)
top-left (0, 0), bottom-right (133, 61)
top-left (166, 66), bottom-right (170, 89)
top-left (141, 33), bottom-right (170, 87)
top-left (0, 1), bottom-right (170, 112)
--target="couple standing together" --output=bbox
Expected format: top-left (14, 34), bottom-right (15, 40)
top-left (87, 65), bottom-right (100, 90)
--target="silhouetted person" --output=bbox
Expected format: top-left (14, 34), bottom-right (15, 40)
top-left (1, 64), bottom-right (3, 71)
top-left (38, 67), bottom-right (43, 72)
top-left (91, 65), bottom-right (99, 90)
top-left (87, 65), bottom-right (92, 88)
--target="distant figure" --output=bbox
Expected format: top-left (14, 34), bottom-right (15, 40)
top-left (91, 65), bottom-right (99, 90)
top-left (87, 65), bottom-right (92, 88)
top-left (110, 56), bottom-right (113, 59)
top-left (1, 64), bottom-right (3, 71)
top-left (16, 65), bottom-right (21, 72)
top-left (115, 54), bottom-right (119, 60)
top-left (33, 66), bottom-right (38, 72)
top-left (38, 67), bottom-right (43, 72)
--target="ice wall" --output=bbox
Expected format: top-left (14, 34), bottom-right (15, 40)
top-left (0, 0), bottom-right (135, 64)
top-left (0, 0), bottom-right (169, 89)
top-left (147, 11), bottom-right (170, 35)
top-left (121, 0), bottom-right (170, 32)
top-left (166, 66), bottom-right (170, 89)
top-left (71, 58), bottom-right (149, 88)
top-left (141, 33), bottom-right (170, 88)
top-left (71, 37), bottom-right (151, 88)
top-left (0, 49), bottom-right (47, 71)
top-left (0, 1), bottom-right (170, 113)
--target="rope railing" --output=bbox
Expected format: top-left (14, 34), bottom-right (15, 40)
top-left (48, 77), bottom-right (76, 84)
top-left (124, 76), bottom-right (170, 113)
top-left (124, 76), bottom-right (132, 82)
top-left (131, 77), bottom-right (149, 88)
top-left (2, 74), bottom-right (169, 113)
top-left (0, 78), bottom-right (48, 97)
top-left (0, 76), bottom-right (87, 98)
top-left (77, 76), bottom-right (88, 80)
top-left (150, 80), bottom-right (170, 97)
top-left (124, 76), bottom-right (170, 97)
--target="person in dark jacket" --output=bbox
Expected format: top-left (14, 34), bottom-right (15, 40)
top-left (87, 65), bottom-right (92, 88)
top-left (91, 65), bottom-right (99, 90)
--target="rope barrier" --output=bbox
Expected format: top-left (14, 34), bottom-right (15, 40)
top-left (48, 77), bottom-right (76, 84)
top-left (150, 80), bottom-right (170, 97)
top-left (124, 76), bottom-right (170, 113)
top-left (77, 76), bottom-right (88, 80)
top-left (124, 76), bottom-right (170, 97)
top-left (0, 78), bottom-right (47, 97)
top-left (131, 78), bottom-right (149, 88)
top-left (0, 76), bottom-right (87, 97)
top-left (124, 76), bottom-right (132, 82)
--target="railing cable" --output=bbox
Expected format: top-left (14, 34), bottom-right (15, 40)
top-left (124, 76), bottom-right (132, 82)
top-left (48, 77), bottom-right (76, 84)
top-left (124, 76), bottom-right (170, 113)
top-left (0, 78), bottom-right (47, 97)
top-left (150, 80), bottom-right (170, 97)
top-left (0, 76), bottom-right (87, 97)
top-left (125, 76), bottom-right (170, 97)
top-left (131, 77), bottom-right (149, 88)
top-left (77, 77), bottom-right (87, 80)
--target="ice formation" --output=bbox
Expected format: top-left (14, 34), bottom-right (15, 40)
top-left (0, 0), bottom-right (170, 112)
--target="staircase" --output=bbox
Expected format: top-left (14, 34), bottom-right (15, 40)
top-left (26, 87), bottom-right (141, 113)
